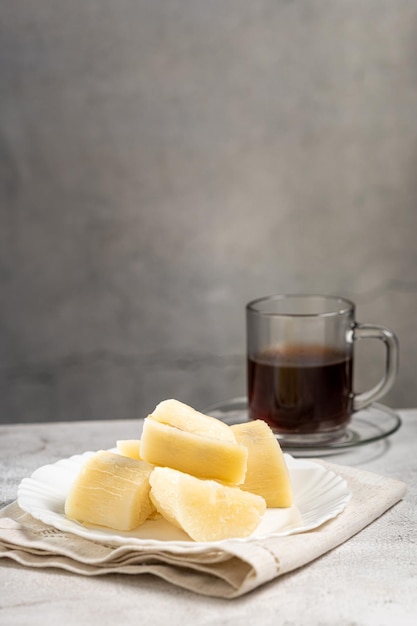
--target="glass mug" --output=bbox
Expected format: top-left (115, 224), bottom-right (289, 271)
top-left (246, 294), bottom-right (399, 445)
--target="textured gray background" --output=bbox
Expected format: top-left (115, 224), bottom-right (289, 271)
top-left (1, 1), bottom-right (416, 424)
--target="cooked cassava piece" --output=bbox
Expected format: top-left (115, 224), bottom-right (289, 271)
top-left (140, 399), bottom-right (248, 484)
top-left (149, 466), bottom-right (266, 541)
top-left (116, 439), bottom-right (142, 460)
top-left (65, 450), bottom-right (155, 531)
top-left (231, 420), bottom-right (293, 507)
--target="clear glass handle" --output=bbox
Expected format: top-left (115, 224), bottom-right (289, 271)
top-left (353, 323), bottom-right (399, 412)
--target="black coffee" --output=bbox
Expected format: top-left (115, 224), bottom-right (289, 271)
top-left (248, 344), bottom-right (353, 434)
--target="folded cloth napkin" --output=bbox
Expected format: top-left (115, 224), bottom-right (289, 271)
top-left (0, 461), bottom-right (406, 598)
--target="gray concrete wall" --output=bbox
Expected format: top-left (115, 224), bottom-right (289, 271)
top-left (1, 1), bottom-right (416, 423)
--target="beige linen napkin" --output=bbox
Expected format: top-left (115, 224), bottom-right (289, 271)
top-left (0, 461), bottom-right (406, 598)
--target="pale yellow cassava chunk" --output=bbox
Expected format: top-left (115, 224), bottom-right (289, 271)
top-left (65, 450), bottom-right (155, 531)
top-left (150, 398), bottom-right (237, 440)
top-left (116, 439), bottom-right (142, 460)
top-left (149, 466), bottom-right (266, 542)
top-left (231, 420), bottom-right (293, 507)
top-left (140, 399), bottom-right (248, 484)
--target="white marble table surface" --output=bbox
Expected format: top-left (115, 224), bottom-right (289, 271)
top-left (1, 410), bottom-right (416, 626)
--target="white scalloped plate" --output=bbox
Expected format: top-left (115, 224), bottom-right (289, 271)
top-left (17, 451), bottom-right (351, 552)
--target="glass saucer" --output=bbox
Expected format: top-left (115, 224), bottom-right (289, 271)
top-left (204, 398), bottom-right (402, 457)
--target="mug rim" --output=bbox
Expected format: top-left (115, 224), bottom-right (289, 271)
top-left (246, 294), bottom-right (355, 318)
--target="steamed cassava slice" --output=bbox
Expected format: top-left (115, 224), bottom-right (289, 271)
top-left (148, 399), bottom-right (236, 439)
top-left (65, 450), bottom-right (155, 531)
top-left (116, 439), bottom-right (142, 460)
top-left (231, 420), bottom-right (293, 507)
top-left (149, 467), bottom-right (266, 541)
top-left (140, 399), bottom-right (247, 484)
